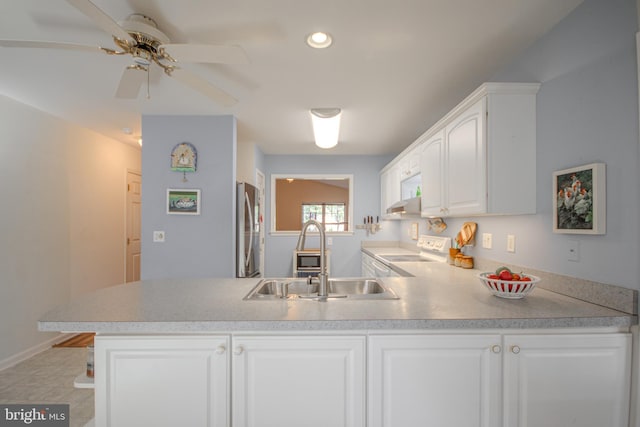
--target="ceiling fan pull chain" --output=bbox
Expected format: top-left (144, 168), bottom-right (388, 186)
top-left (146, 66), bottom-right (151, 99)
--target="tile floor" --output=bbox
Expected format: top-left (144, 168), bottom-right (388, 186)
top-left (0, 347), bottom-right (94, 427)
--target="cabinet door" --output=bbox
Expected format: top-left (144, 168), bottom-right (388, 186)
top-left (399, 147), bottom-right (421, 178)
top-left (369, 334), bottom-right (501, 427)
top-left (445, 98), bottom-right (487, 215)
top-left (361, 253), bottom-right (375, 277)
top-left (232, 335), bottom-right (366, 427)
top-left (95, 335), bottom-right (230, 427)
top-left (380, 165), bottom-right (401, 219)
top-left (420, 129), bottom-right (445, 216)
top-left (503, 333), bottom-right (631, 427)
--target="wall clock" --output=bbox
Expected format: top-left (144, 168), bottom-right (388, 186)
top-left (170, 142), bottom-right (197, 181)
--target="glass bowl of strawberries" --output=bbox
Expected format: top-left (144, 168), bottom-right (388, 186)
top-left (477, 267), bottom-right (541, 299)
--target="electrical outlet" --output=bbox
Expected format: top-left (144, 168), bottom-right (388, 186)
top-left (327, 237), bottom-right (333, 246)
top-left (507, 234), bottom-right (516, 253)
top-left (568, 239), bottom-right (579, 262)
top-left (153, 231), bottom-right (165, 243)
top-left (482, 233), bottom-right (492, 249)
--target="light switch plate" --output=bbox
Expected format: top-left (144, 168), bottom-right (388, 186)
top-left (482, 233), bottom-right (492, 249)
top-left (410, 223), bottom-right (419, 240)
top-left (507, 235), bottom-right (516, 253)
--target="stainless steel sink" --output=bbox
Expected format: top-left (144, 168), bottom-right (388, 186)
top-left (244, 278), bottom-right (399, 300)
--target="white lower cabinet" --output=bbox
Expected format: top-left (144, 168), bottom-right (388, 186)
top-left (368, 334), bottom-right (502, 427)
top-left (94, 335), bottom-right (230, 427)
top-left (232, 335), bottom-right (366, 427)
top-left (503, 333), bottom-right (631, 427)
top-left (369, 332), bottom-right (631, 427)
top-left (94, 331), bottom-right (631, 427)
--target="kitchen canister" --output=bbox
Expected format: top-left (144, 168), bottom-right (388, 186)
top-left (460, 256), bottom-right (474, 269)
top-left (448, 248), bottom-right (460, 265)
top-left (454, 253), bottom-right (464, 267)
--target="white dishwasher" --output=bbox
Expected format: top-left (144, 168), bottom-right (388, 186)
top-left (362, 252), bottom-right (400, 277)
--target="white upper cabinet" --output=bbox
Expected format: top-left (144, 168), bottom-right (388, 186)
top-left (380, 164), bottom-right (401, 219)
top-left (398, 147), bottom-right (421, 179)
top-left (444, 98), bottom-right (487, 216)
top-left (383, 82), bottom-right (540, 218)
top-left (420, 129), bottom-right (445, 216)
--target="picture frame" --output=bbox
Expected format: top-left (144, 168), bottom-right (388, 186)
top-left (552, 163), bottom-right (605, 234)
top-left (167, 189), bottom-right (201, 215)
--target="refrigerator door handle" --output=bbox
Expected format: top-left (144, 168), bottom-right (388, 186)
top-left (244, 192), bottom-right (253, 268)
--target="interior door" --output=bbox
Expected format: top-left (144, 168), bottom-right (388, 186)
top-left (126, 171), bottom-right (141, 282)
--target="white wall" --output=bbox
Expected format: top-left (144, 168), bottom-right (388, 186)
top-left (401, 0), bottom-right (640, 291)
top-left (0, 95), bottom-right (141, 366)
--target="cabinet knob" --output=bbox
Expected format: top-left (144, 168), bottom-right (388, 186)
top-left (491, 345), bottom-right (501, 354)
top-left (233, 346), bottom-right (244, 355)
top-left (511, 345), bottom-right (521, 354)
top-left (215, 345), bottom-right (226, 354)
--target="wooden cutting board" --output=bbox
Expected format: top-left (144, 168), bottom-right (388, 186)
top-left (455, 222), bottom-right (477, 247)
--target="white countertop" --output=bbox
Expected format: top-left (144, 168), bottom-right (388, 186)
top-left (39, 259), bottom-right (635, 333)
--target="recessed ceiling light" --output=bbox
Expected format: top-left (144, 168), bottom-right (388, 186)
top-left (306, 32), bottom-right (333, 49)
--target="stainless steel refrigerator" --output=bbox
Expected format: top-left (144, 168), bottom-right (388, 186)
top-left (237, 182), bottom-right (261, 277)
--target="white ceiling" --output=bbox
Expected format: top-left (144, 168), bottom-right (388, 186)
top-left (0, 0), bottom-right (583, 155)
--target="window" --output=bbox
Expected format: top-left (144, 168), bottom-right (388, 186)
top-left (302, 203), bottom-right (347, 232)
top-left (270, 174), bottom-right (353, 234)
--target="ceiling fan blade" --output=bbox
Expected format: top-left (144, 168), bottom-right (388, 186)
top-left (66, 0), bottom-right (135, 44)
top-left (160, 44), bottom-right (249, 64)
top-left (170, 68), bottom-right (237, 106)
top-left (116, 66), bottom-right (146, 99)
top-left (0, 39), bottom-right (104, 53)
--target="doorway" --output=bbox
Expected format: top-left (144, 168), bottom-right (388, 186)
top-left (256, 169), bottom-right (265, 277)
top-left (126, 171), bottom-right (142, 282)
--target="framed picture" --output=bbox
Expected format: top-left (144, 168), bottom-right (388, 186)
top-left (167, 189), bottom-right (201, 215)
top-left (553, 163), bottom-right (605, 234)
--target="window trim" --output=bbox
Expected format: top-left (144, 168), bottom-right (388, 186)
top-left (270, 174), bottom-right (354, 235)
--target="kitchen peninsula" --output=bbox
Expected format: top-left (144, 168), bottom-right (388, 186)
top-left (39, 262), bottom-right (636, 427)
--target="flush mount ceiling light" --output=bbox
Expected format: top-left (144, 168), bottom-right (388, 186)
top-left (310, 108), bottom-right (341, 149)
top-left (306, 32), bottom-right (333, 49)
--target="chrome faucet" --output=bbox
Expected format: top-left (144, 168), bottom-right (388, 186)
top-left (296, 219), bottom-right (329, 298)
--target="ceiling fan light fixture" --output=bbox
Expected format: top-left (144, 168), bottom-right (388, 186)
top-left (306, 32), bottom-right (333, 49)
top-left (310, 108), bottom-right (341, 149)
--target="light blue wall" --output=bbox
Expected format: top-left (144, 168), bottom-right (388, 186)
top-left (141, 115), bottom-right (237, 279)
top-left (402, 0), bottom-right (640, 290)
top-left (264, 155), bottom-right (397, 277)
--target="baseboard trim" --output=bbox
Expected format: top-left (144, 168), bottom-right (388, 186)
top-left (0, 333), bottom-right (76, 371)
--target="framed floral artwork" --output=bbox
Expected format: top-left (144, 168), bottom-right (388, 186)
top-left (552, 163), bottom-right (605, 234)
top-left (167, 189), bottom-right (201, 215)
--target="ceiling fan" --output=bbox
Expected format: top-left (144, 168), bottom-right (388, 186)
top-left (0, 0), bottom-right (248, 106)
